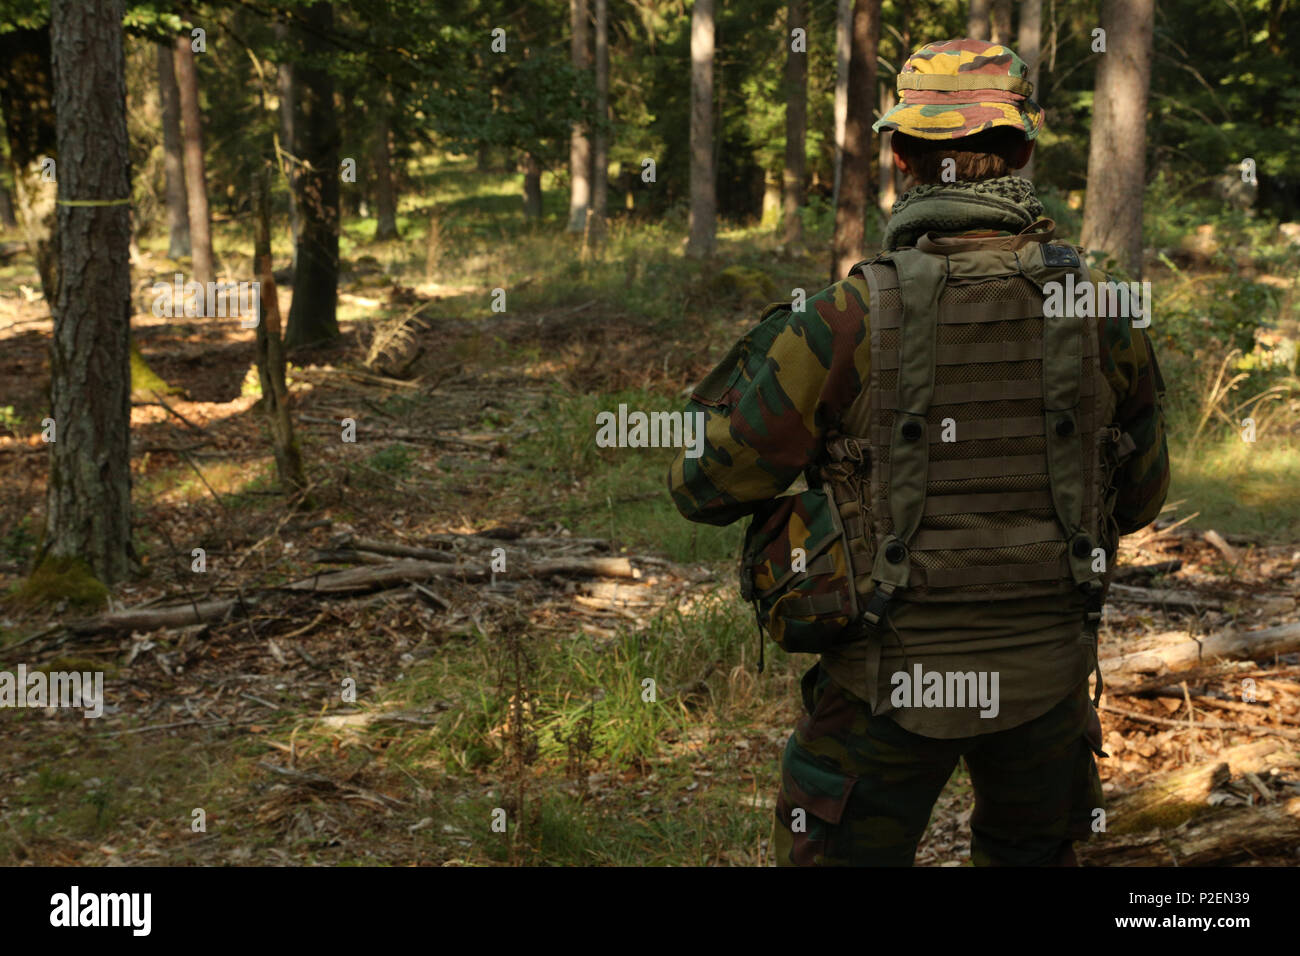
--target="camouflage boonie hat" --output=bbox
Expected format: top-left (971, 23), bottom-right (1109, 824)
top-left (873, 38), bottom-right (1043, 141)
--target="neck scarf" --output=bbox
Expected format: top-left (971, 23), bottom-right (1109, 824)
top-left (882, 176), bottom-right (1046, 251)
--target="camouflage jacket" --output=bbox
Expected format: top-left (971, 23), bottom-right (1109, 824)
top-left (667, 228), bottom-right (1170, 737)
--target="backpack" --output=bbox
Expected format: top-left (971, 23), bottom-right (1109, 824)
top-left (742, 221), bottom-right (1132, 699)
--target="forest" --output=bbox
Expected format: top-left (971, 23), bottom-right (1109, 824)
top-left (0, 0), bottom-right (1298, 869)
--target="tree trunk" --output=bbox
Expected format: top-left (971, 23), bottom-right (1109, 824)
top-left (877, 86), bottom-right (896, 215)
top-left (0, 183), bottom-right (16, 228)
top-left (156, 41), bottom-right (190, 259)
top-left (781, 0), bottom-right (807, 251)
top-left (832, 0), bottom-right (851, 210)
top-left (0, 27), bottom-right (60, 304)
top-left (285, 1), bottom-right (341, 349)
top-left (254, 167), bottom-right (307, 496)
top-left (991, 0), bottom-right (1013, 44)
top-left (686, 0), bottom-right (716, 259)
top-left (522, 152), bottom-right (542, 219)
top-left (372, 98), bottom-right (399, 241)
top-left (967, 0), bottom-right (992, 40)
top-left (275, 21), bottom-right (299, 271)
top-left (590, 0), bottom-right (609, 241)
top-left (830, 0), bottom-right (879, 282)
top-left (1080, 0), bottom-right (1153, 277)
top-left (44, 0), bottom-right (133, 585)
top-left (173, 35), bottom-right (213, 286)
top-left (1017, 0), bottom-right (1042, 180)
top-left (567, 0), bottom-right (592, 234)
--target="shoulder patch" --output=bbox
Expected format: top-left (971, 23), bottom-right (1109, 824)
top-left (1042, 243), bottom-right (1080, 269)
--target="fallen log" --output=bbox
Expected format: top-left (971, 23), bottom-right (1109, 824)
top-left (1101, 621), bottom-right (1300, 681)
top-left (1104, 662), bottom-right (1253, 697)
top-left (1078, 797), bottom-right (1300, 866)
top-left (311, 549), bottom-right (394, 565)
top-left (419, 530), bottom-right (610, 548)
top-left (332, 536), bottom-right (457, 562)
top-left (1103, 740), bottom-right (1295, 829)
top-left (1108, 583), bottom-right (1223, 610)
top-left (284, 556), bottom-right (640, 593)
top-left (68, 598), bottom-right (245, 634)
top-left (1111, 560), bottom-right (1183, 582)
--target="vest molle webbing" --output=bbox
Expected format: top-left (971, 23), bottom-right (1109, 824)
top-left (821, 227), bottom-right (1121, 668)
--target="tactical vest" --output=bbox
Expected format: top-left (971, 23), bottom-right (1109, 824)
top-left (812, 224), bottom-right (1126, 701)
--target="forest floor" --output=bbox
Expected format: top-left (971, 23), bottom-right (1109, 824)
top-left (2, 161), bottom-right (1299, 866)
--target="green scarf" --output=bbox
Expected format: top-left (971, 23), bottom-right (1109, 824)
top-left (882, 176), bottom-right (1046, 251)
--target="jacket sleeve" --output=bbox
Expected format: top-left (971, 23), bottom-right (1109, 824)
top-left (667, 278), bottom-right (873, 526)
top-left (1092, 268), bottom-right (1171, 534)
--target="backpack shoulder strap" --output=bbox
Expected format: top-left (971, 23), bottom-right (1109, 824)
top-left (837, 255), bottom-right (894, 438)
top-left (857, 248), bottom-right (948, 624)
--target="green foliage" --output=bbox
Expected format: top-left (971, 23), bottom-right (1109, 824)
top-left (1, 514), bottom-right (37, 565)
top-left (710, 265), bottom-right (778, 305)
top-left (365, 442), bottom-right (417, 476)
top-left (0, 405), bottom-right (20, 435)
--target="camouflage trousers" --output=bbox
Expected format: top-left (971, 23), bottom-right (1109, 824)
top-left (773, 664), bottom-right (1106, 866)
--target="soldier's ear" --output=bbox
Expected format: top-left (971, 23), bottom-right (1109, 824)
top-left (891, 138), bottom-right (912, 176)
top-left (1010, 139), bottom-right (1035, 171)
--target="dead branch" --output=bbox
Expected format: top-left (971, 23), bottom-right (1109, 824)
top-left (283, 555), bottom-right (640, 594)
top-left (1099, 703), bottom-right (1300, 741)
top-left (1111, 560), bottom-right (1183, 582)
top-left (68, 598), bottom-right (245, 634)
top-left (1203, 529), bottom-right (1240, 564)
top-left (333, 535), bottom-right (457, 562)
top-left (1108, 582), bottom-right (1223, 610)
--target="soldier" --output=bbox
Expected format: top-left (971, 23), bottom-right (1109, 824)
top-left (667, 38), bottom-right (1168, 866)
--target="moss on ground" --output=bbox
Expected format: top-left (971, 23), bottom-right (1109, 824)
top-left (130, 342), bottom-right (183, 399)
top-left (10, 555), bottom-right (109, 610)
